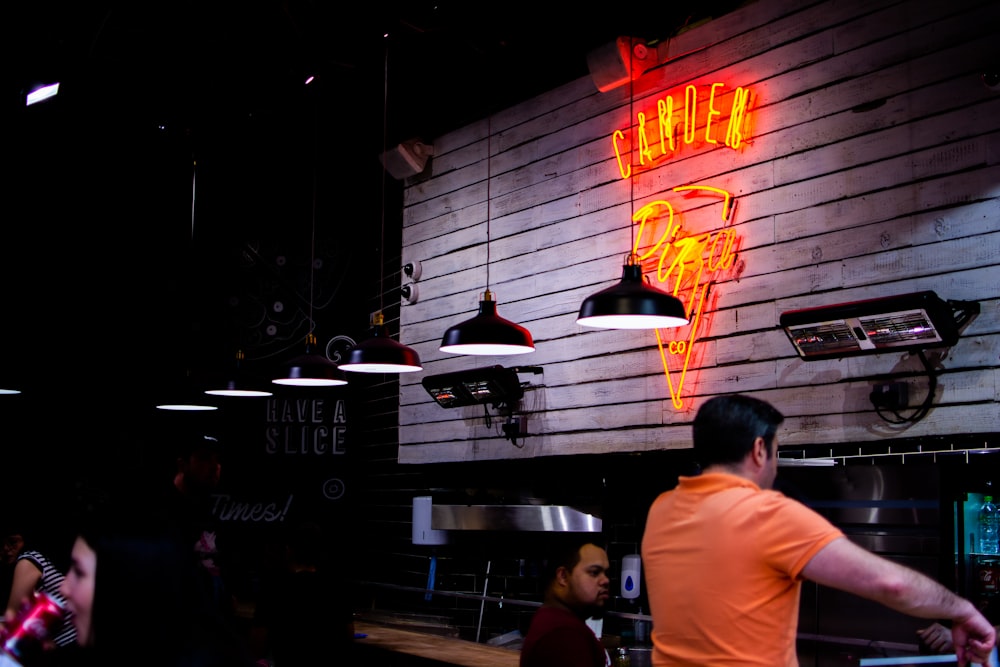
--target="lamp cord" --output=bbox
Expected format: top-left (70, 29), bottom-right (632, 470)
top-left (308, 100), bottom-right (318, 340)
top-left (379, 36), bottom-right (389, 318)
top-left (190, 158), bottom-right (197, 241)
top-left (629, 37), bottom-right (635, 258)
top-left (873, 350), bottom-right (938, 425)
top-left (486, 113), bottom-right (491, 292)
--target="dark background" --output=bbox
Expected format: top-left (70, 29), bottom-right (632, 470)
top-left (2, 1), bottom-right (747, 405)
top-left (0, 0), bottom-right (745, 542)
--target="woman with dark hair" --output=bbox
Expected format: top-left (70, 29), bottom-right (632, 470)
top-left (57, 499), bottom-right (255, 667)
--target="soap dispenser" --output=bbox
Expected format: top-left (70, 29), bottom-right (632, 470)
top-left (621, 554), bottom-right (641, 600)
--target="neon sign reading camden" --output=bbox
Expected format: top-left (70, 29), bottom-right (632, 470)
top-left (613, 82), bottom-right (752, 178)
top-left (611, 82), bottom-right (753, 409)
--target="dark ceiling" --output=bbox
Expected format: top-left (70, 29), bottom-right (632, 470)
top-left (2, 1), bottom-right (745, 418)
top-left (6, 2), bottom-right (737, 146)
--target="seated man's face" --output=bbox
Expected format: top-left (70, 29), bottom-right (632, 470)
top-left (562, 544), bottom-right (611, 618)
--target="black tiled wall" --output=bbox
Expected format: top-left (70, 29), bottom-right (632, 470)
top-left (345, 402), bottom-right (1000, 648)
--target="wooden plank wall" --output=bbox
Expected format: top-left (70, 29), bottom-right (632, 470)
top-left (396, 0), bottom-right (1000, 464)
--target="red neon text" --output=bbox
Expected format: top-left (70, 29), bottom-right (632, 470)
top-left (614, 83), bottom-right (754, 179)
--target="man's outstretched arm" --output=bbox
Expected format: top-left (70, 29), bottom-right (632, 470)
top-left (803, 537), bottom-right (996, 666)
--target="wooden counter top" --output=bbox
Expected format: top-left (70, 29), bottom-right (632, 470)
top-left (354, 621), bottom-right (520, 667)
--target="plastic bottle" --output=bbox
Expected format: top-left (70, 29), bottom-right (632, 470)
top-left (979, 494), bottom-right (999, 555)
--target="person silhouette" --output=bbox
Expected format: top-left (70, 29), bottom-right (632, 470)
top-left (251, 520), bottom-right (355, 667)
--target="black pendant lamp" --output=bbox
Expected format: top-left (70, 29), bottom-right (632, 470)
top-left (204, 350), bottom-right (274, 397)
top-left (340, 312), bottom-right (422, 373)
top-left (577, 253), bottom-right (689, 329)
top-left (156, 370), bottom-right (219, 412)
top-left (156, 403), bottom-right (218, 412)
top-left (577, 37), bottom-right (689, 331)
top-left (439, 103), bottom-right (534, 356)
top-left (273, 332), bottom-right (347, 387)
top-left (155, 158), bottom-right (222, 411)
top-left (440, 289), bottom-right (534, 355)
top-left (272, 89), bottom-right (347, 388)
top-left (0, 376), bottom-right (22, 396)
top-left (155, 398), bottom-right (218, 412)
top-left (340, 41), bottom-right (423, 374)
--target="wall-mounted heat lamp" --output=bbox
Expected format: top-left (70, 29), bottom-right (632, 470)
top-left (779, 291), bottom-right (978, 361)
top-left (422, 365), bottom-right (529, 409)
top-left (422, 365), bottom-right (542, 446)
top-left (780, 291), bottom-right (980, 425)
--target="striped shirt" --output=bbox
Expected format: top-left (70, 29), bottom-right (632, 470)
top-left (17, 550), bottom-right (77, 646)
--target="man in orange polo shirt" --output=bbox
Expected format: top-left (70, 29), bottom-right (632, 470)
top-left (641, 394), bottom-right (995, 666)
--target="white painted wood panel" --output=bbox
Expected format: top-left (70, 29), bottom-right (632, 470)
top-left (396, 0), bottom-right (1000, 463)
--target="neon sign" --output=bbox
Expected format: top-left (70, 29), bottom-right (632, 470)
top-left (633, 187), bottom-right (739, 409)
top-left (613, 82), bottom-right (754, 179)
top-left (610, 82), bottom-right (754, 409)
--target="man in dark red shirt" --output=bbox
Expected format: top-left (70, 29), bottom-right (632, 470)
top-left (520, 540), bottom-right (611, 667)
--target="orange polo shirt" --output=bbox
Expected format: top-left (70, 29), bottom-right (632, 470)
top-left (641, 472), bottom-right (843, 666)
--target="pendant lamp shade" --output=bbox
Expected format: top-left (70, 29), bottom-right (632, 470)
top-left (156, 401), bottom-right (219, 412)
top-left (272, 333), bottom-right (348, 387)
top-left (155, 386), bottom-right (219, 412)
top-left (340, 312), bottom-right (422, 373)
top-left (205, 350), bottom-right (274, 397)
top-left (440, 290), bottom-right (535, 355)
top-left (205, 379), bottom-right (273, 397)
top-left (155, 369), bottom-right (219, 411)
top-left (438, 81), bottom-right (535, 356)
top-left (577, 254), bottom-right (689, 329)
top-left (269, 83), bottom-right (346, 388)
top-left (350, 47), bottom-right (425, 374)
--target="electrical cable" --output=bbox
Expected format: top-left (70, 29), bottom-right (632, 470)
top-left (872, 350), bottom-right (938, 425)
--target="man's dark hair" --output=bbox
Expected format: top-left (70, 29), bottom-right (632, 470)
top-left (692, 394), bottom-right (785, 467)
top-left (540, 538), bottom-right (604, 587)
